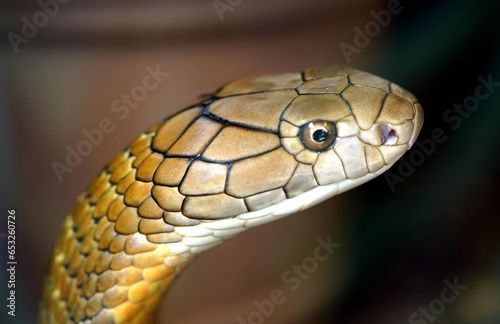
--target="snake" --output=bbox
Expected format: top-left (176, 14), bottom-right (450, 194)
top-left (40, 65), bottom-right (423, 323)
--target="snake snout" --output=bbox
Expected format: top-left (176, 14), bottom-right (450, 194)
top-left (380, 124), bottom-right (398, 146)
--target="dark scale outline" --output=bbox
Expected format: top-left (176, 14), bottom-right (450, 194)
top-left (137, 218), bottom-right (175, 236)
top-left (278, 92), bottom-right (343, 163)
top-left (202, 106), bottom-right (284, 135)
top-left (376, 93), bottom-right (390, 124)
top-left (155, 72), bottom-right (375, 218)
top-left (278, 92), bottom-right (348, 127)
top-left (339, 79), bottom-right (355, 116)
top-left (149, 106), bottom-right (206, 156)
top-left (277, 92), bottom-right (302, 127)
top-left (179, 193), bottom-right (248, 220)
top-left (388, 81), bottom-right (395, 94)
top-left (242, 187), bottom-right (288, 212)
top-left (241, 189), bottom-right (252, 212)
top-left (164, 114), bottom-right (229, 159)
top-left (210, 69), bottom-right (304, 99)
top-left (209, 88), bottom-right (299, 99)
top-left (218, 146), bottom-right (299, 209)
top-left (300, 70), bottom-right (308, 83)
top-left (103, 148), bottom-right (132, 180)
top-left (198, 136), bottom-right (281, 164)
top-left (176, 159), bottom-right (228, 197)
top-left (281, 162), bottom-right (318, 199)
top-left (282, 162), bottom-right (306, 199)
top-left (149, 184), bottom-right (189, 222)
top-left (203, 110), bottom-right (231, 126)
top-left (346, 72), bottom-right (392, 93)
top-left (161, 145), bottom-right (283, 165)
top-left (339, 78), bottom-right (390, 131)
top-left (388, 81), bottom-right (419, 106)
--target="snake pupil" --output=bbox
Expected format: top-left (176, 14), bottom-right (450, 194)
top-left (312, 129), bottom-right (328, 142)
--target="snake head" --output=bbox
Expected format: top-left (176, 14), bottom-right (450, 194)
top-left (147, 65), bottom-right (423, 221)
top-left (278, 66), bottom-right (424, 194)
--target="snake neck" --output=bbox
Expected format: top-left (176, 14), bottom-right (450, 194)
top-left (40, 189), bottom-right (196, 323)
top-left (39, 128), bottom-right (193, 323)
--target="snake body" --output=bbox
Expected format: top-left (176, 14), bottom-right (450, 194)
top-left (40, 66), bottom-right (423, 323)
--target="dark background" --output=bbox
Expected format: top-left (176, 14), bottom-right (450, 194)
top-left (1, 0), bottom-right (499, 323)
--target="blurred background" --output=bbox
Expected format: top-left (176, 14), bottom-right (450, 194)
top-left (1, 0), bottom-right (499, 323)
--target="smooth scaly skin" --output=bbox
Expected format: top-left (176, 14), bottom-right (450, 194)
top-left (40, 66), bottom-right (423, 323)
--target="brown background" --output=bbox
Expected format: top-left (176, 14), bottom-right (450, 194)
top-left (1, 0), bottom-right (499, 323)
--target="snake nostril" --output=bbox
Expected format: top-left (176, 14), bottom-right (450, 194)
top-left (381, 124), bottom-right (398, 145)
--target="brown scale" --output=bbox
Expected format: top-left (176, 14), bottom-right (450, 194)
top-left (40, 66), bottom-right (423, 323)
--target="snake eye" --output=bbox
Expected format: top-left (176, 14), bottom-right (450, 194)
top-left (299, 120), bottom-right (337, 151)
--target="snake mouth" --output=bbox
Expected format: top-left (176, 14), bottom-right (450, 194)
top-left (380, 124), bottom-right (398, 146)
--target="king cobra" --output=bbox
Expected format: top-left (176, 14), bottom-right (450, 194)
top-left (40, 66), bottom-right (423, 323)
